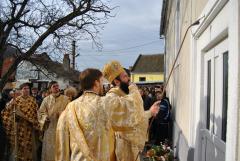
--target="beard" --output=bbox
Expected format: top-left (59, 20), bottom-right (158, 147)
top-left (120, 81), bottom-right (130, 94)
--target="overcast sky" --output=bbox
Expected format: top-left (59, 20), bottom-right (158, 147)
top-left (75, 0), bottom-right (164, 70)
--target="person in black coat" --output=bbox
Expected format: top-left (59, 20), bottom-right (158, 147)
top-left (149, 90), bottom-right (172, 145)
top-left (139, 88), bottom-right (153, 111)
top-left (0, 89), bottom-right (11, 161)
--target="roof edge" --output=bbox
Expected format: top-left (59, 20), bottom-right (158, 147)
top-left (160, 0), bottom-right (169, 36)
top-left (131, 54), bottom-right (142, 72)
top-left (131, 72), bottom-right (164, 74)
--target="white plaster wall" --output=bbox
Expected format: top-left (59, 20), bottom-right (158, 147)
top-left (191, 0), bottom-right (240, 161)
top-left (165, 0), bottom-right (193, 144)
top-left (226, 0), bottom-right (240, 160)
top-left (164, 0), bottom-right (239, 161)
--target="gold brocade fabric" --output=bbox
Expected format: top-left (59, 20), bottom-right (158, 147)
top-left (1, 95), bottom-right (40, 161)
top-left (38, 94), bottom-right (69, 161)
top-left (104, 85), bottom-right (150, 161)
top-left (56, 92), bottom-right (115, 161)
top-left (56, 85), bottom-right (150, 161)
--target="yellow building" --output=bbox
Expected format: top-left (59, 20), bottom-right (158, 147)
top-left (131, 54), bottom-right (164, 85)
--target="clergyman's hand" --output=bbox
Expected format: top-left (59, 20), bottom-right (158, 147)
top-left (43, 117), bottom-right (50, 131)
top-left (14, 108), bottom-right (25, 122)
top-left (149, 101), bottom-right (161, 117)
top-left (15, 108), bottom-right (25, 118)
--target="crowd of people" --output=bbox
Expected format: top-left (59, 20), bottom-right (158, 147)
top-left (0, 60), bottom-right (172, 161)
top-left (139, 85), bottom-right (172, 145)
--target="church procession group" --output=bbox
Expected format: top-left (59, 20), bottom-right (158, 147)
top-left (0, 60), bottom-right (162, 161)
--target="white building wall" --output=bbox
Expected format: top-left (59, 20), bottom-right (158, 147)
top-left (189, 0), bottom-right (239, 161)
top-left (192, 1), bottom-right (229, 161)
top-left (164, 0), bottom-right (194, 160)
top-left (163, 0), bottom-right (239, 161)
top-left (226, 0), bottom-right (240, 160)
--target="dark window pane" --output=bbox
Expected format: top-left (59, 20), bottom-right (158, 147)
top-left (139, 77), bottom-right (146, 82)
top-left (207, 60), bottom-right (211, 130)
top-left (222, 52), bottom-right (228, 141)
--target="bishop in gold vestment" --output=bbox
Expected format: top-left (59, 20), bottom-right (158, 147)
top-left (105, 86), bottom-right (151, 161)
top-left (103, 61), bottom-right (158, 161)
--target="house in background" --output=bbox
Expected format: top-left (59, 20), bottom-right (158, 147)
top-left (16, 53), bottom-right (80, 90)
top-left (0, 47), bottom-right (80, 90)
top-left (0, 46), bottom-right (18, 89)
top-left (160, 0), bottom-right (239, 161)
top-left (130, 54), bottom-right (164, 85)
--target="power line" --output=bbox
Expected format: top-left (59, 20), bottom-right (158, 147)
top-left (78, 50), bottom-right (162, 57)
top-left (79, 39), bottom-right (162, 53)
top-left (100, 40), bottom-right (161, 52)
top-left (79, 53), bottom-right (139, 57)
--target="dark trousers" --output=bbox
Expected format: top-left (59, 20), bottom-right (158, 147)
top-left (149, 121), bottom-right (169, 145)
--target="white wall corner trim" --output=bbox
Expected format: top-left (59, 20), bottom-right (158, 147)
top-left (193, 0), bottom-right (229, 38)
top-left (225, 0), bottom-right (239, 161)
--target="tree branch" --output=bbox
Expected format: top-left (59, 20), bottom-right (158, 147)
top-left (0, 0), bottom-right (113, 91)
top-left (66, 0), bottom-right (77, 11)
top-left (3, 0), bottom-right (29, 46)
top-left (6, 43), bottom-right (23, 55)
top-left (17, 19), bottom-right (47, 28)
top-left (21, 1), bottom-right (93, 60)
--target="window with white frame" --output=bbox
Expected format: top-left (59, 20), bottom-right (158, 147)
top-left (203, 39), bottom-right (228, 141)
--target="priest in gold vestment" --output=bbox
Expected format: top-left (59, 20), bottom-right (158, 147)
top-left (102, 61), bottom-right (159, 161)
top-left (55, 68), bottom-right (159, 161)
top-left (1, 83), bottom-right (40, 161)
top-left (38, 81), bottom-right (69, 161)
top-left (56, 69), bottom-right (113, 161)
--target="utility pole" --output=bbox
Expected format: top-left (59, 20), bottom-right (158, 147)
top-left (71, 40), bottom-right (79, 70)
top-left (72, 40), bottom-right (76, 70)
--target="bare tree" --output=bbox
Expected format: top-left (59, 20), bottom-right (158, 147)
top-left (0, 0), bottom-right (113, 91)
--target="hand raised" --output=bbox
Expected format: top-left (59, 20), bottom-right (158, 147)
top-left (150, 101), bottom-right (161, 117)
